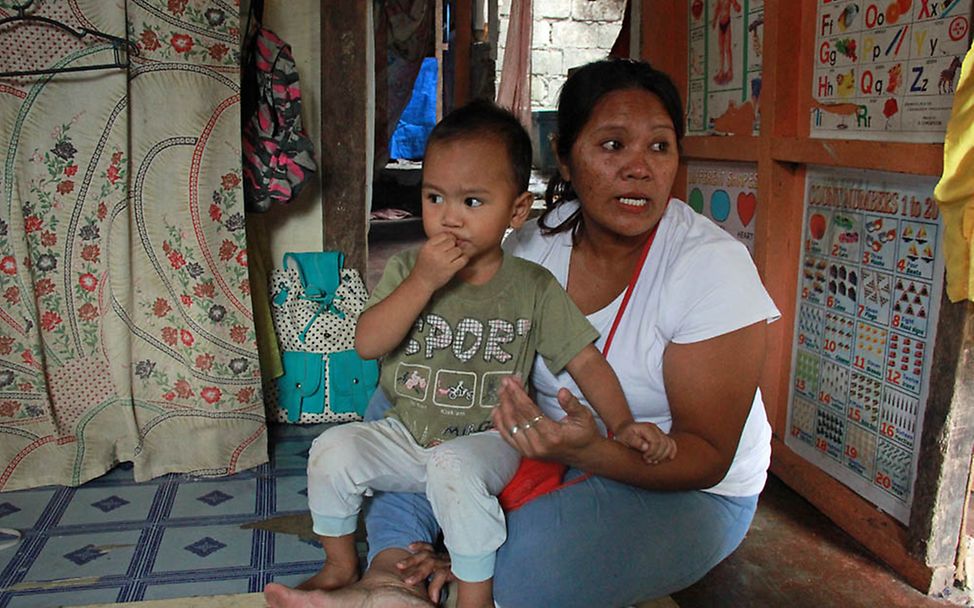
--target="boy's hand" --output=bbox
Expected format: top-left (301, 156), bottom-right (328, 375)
top-left (411, 233), bottom-right (468, 291)
top-left (614, 421), bottom-right (677, 464)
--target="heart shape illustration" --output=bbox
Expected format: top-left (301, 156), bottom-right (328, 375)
top-left (737, 192), bottom-right (757, 227)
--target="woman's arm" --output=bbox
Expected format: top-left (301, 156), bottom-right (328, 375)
top-left (493, 320), bottom-right (767, 491)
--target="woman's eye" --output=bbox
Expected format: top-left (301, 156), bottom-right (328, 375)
top-left (651, 141), bottom-right (670, 152)
top-left (600, 140), bottom-right (622, 151)
top-left (465, 197), bottom-right (484, 208)
top-left (425, 193), bottom-right (444, 204)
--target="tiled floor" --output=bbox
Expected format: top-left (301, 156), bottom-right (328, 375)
top-left (0, 424), bottom-right (335, 608)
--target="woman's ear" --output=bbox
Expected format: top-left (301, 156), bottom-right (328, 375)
top-left (552, 135), bottom-right (571, 182)
top-left (509, 191), bottom-right (534, 229)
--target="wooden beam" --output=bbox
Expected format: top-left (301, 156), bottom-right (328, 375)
top-left (454, 0), bottom-right (472, 107)
top-left (321, 1), bottom-right (371, 274)
top-left (909, 300), bottom-right (974, 571)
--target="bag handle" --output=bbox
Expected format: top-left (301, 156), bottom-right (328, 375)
top-left (282, 251), bottom-right (348, 344)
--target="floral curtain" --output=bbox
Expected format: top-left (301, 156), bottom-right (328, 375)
top-left (0, 0), bottom-right (267, 491)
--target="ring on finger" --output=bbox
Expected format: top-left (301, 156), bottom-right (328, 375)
top-left (520, 414), bottom-right (546, 431)
top-left (510, 425), bottom-right (521, 436)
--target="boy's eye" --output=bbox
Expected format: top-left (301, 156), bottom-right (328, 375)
top-left (465, 197), bottom-right (484, 208)
top-left (425, 193), bottom-right (444, 204)
top-left (601, 140), bottom-right (622, 151)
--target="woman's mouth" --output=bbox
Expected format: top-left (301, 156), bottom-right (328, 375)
top-left (618, 197), bottom-right (648, 208)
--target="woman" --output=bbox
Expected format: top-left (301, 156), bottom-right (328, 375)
top-left (265, 58), bottom-right (779, 608)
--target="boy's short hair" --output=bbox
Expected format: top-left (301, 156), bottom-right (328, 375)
top-left (425, 99), bottom-right (532, 194)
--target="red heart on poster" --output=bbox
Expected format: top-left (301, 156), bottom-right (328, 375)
top-left (737, 192), bottom-right (757, 227)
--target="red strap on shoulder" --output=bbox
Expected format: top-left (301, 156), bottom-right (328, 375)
top-left (499, 224), bottom-right (659, 511)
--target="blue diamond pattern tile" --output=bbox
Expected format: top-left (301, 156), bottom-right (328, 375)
top-left (272, 530), bottom-right (327, 566)
top-left (91, 495), bottom-right (130, 513)
top-left (169, 479), bottom-right (257, 518)
top-left (59, 485), bottom-right (156, 526)
top-left (272, 441), bottom-right (312, 470)
top-left (24, 530), bottom-right (141, 582)
top-left (184, 536), bottom-right (227, 558)
top-left (0, 488), bottom-right (56, 529)
top-left (197, 490), bottom-right (233, 507)
top-left (0, 423), bottom-right (327, 606)
top-left (273, 474), bottom-right (310, 513)
top-left (152, 525), bottom-right (255, 572)
top-left (64, 543), bottom-right (109, 566)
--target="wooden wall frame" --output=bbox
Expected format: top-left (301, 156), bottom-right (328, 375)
top-left (321, 2), bottom-right (372, 274)
top-left (642, 0), bottom-right (973, 594)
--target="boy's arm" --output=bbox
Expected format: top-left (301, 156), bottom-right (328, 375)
top-left (354, 274), bottom-right (436, 359)
top-left (355, 234), bottom-right (467, 359)
top-left (563, 344), bottom-right (633, 436)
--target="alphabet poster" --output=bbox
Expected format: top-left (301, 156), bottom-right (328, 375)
top-left (687, 0), bottom-right (765, 135)
top-left (786, 167), bottom-right (944, 523)
top-left (810, 0), bottom-right (972, 141)
top-left (685, 161), bottom-right (758, 254)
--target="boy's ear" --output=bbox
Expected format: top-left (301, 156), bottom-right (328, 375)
top-left (509, 191), bottom-right (534, 229)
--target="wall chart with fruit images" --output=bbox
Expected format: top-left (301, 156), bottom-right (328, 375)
top-left (786, 167), bottom-right (944, 523)
top-left (687, 0), bottom-right (765, 135)
top-left (686, 161), bottom-right (758, 254)
top-left (810, 0), bottom-right (972, 141)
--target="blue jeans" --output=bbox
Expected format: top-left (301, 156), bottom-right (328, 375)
top-left (361, 391), bottom-right (759, 607)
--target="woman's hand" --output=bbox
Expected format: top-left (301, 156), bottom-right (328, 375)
top-left (492, 376), bottom-right (602, 465)
top-left (395, 542), bottom-right (454, 604)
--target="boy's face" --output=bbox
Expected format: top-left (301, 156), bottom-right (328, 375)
top-left (421, 134), bottom-right (532, 270)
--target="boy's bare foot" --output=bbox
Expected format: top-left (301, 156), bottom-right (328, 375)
top-left (297, 562), bottom-right (360, 590)
top-left (264, 581), bottom-right (435, 608)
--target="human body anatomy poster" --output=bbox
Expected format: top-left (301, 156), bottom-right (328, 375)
top-left (810, 0), bottom-right (972, 141)
top-left (786, 167), bottom-right (944, 523)
top-left (686, 161), bottom-right (758, 254)
top-left (687, 0), bottom-right (765, 135)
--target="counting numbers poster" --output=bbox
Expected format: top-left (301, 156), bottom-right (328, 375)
top-left (685, 161), bottom-right (758, 254)
top-left (810, 0), bottom-right (972, 142)
top-left (786, 167), bottom-right (943, 523)
top-left (687, 0), bottom-right (765, 135)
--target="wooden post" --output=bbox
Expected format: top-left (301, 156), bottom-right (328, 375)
top-left (454, 0), bottom-right (472, 107)
top-left (321, 1), bottom-right (372, 274)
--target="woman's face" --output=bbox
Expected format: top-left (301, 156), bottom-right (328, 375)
top-left (559, 88), bottom-right (679, 241)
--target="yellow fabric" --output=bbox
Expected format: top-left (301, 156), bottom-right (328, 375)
top-left (246, 215), bottom-right (284, 380)
top-left (934, 45), bottom-right (974, 302)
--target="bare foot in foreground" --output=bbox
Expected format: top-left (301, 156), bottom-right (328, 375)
top-left (264, 581), bottom-right (435, 607)
top-left (296, 563), bottom-right (360, 591)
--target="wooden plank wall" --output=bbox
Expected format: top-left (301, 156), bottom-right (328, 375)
top-left (641, 0), bottom-right (971, 594)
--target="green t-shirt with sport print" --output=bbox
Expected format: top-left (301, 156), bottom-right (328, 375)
top-left (365, 248), bottom-right (599, 447)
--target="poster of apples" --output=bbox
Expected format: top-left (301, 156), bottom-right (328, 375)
top-left (786, 167), bottom-right (944, 524)
top-left (685, 161), bottom-right (758, 254)
top-left (687, 0), bottom-right (765, 135)
top-left (810, 0), bottom-right (972, 141)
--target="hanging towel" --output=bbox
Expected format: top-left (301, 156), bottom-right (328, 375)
top-left (934, 46), bottom-right (974, 302)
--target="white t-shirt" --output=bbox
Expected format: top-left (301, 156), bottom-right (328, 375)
top-left (503, 198), bottom-right (781, 497)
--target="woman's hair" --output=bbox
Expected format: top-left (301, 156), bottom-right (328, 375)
top-left (540, 59), bottom-right (685, 238)
top-left (425, 99), bottom-right (533, 193)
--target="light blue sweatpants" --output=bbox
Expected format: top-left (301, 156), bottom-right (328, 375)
top-left (361, 392), bottom-right (759, 607)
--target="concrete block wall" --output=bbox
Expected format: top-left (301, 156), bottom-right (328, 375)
top-left (496, 0), bottom-right (626, 110)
